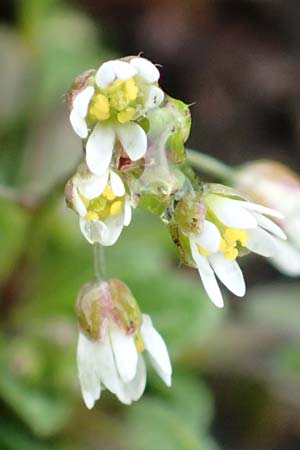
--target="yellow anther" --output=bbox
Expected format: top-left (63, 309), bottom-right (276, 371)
top-left (224, 248), bottom-right (239, 260)
top-left (106, 79), bottom-right (123, 93)
top-left (197, 245), bottom-right (211, 257)
top-left (102, 187), bottom-right (116, 201)
top-left (89, 94), bottom-right (110, 121)
top-left (125, 78), bottom-right (138, 101)
top-left (85, 211), bottom-right (99, 221)
top-left (219, 238), bottom-right (226, 252)
top-left (117, 107), bottom-right (136, 123)
top-left (219, 228), bottom-right (249, 260)
top-left (110, 201), bottom-right (123, 216)
top-left (224, 229), bottom-right (248, 246)
top-left (135, 333), bottom-right (145, 353)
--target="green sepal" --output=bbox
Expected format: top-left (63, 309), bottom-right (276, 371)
top-left (168, 223), bottom-right (196, 268)
top-left (173, 193), bottom-right (206, 235)
top-left (138, 191), bottom-right (171, 216)
top-left (75, 281), bottom-right (104, 340)
top-left (109, 279), bottom-right (142, 335)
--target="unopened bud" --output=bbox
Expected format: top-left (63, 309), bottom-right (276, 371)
top-left (75, 279), bottom-right (142, 341)
top-left (173, 193), bottom-right (206, 234)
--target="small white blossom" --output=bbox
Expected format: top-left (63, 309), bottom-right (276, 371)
top-left (189, 193), bottom-right (286, 308)
top-left (70, 168), bottom-right (132, 246)
top-left (77, 314), bottom-right (172, 408)
top-left (69, 57), bottom-right (164, 176)
top-left (235, 160), bottom-right (300, 276)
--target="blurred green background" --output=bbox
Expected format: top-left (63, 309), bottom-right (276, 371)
top-left (1, 1), bottom-right (300, 449)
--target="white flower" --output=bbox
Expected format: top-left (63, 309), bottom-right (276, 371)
top-left (189, 193), bottom-right (286, 308)
top-left (69, 57), bottom-right (164, 176)
top-left (77, 314), bottom-right (172, 408)
top-left (71, 168), bottom-right (132, 246)
top-left (235, 160), bottom-right (300, 276)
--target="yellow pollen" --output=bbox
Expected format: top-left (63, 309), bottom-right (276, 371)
top-left (219, 228), bottom-right (249, 260)
top-left (125, 78), bottom-right (138, 100)
top-left (106, 79), bottom-right (123, 93)
top-left (89, 94), bottom-right (110, 121)
top-left (117, 107), bottom-right (136, 123)
top-left (224, 229), bottom-right (248, 246)
top-left (197, 245), bottom-right (211, 257)
top-left (135, 333), bottom-right (145, 353)
top-left (102, 187), bottom-right (116, 201)
top-left (110, 201), bottom-right (123, 216)
top-left (224, 248), bottom-right (239, 260)
top-left (85, 211), bottom-right (99, 221)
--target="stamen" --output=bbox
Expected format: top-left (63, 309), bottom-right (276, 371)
top-left (124, 78), bottom-right (138, 101)
top-left (89, 94), bottom-right (110, 121)
top-left (219, 228), bottom-right (249, 260)
top-left (117, 107), bottom-right (136, 123)
top-left (85, 211), bottom-right (99, 221)
top-left (102, 187), bottom-right (116, 201)
top-left (110, 201), bottom-right (123, 216)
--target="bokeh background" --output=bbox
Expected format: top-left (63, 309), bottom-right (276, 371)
top-left (1, 1), bottom-right (300, 449)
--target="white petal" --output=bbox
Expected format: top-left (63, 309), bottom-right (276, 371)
top-left (209, 253), bottom-right (246, 297)
top-left (79, 218), bottom-right (107, 245)
top-left (94, 331), bottom-right (131, 404)
top-left (70, 109), bottom-right (88, 139)
top-left (77, 332), bottom-right (101, 409)
top-left (190, 239), bottom-right (224, 308)
top-left (233, 200), bottom-right (284, 219)
top-left (76, 171), bottom-right (109, 200)
top-left (117, 123), bottom-right (147, 161)
top-left (125, 355), bottom-right (147, 402)
top-left (206, 195), bottom-right (257, 229)
top-left (194, 220), bottom-right (221, 253)
top-left (145, 86), bottom-right (164, 110)
top-left (141, 314), bottom-right (172, 387)
top-left (254, 213), bottom-right (286, 240)
top-left (73, 86), bottom-right (95, 117)
top-left (110, 171), bottom-right (125, 197)
top-left (112, 60), bottom-right (137, 80)
top-left (95, 61), bottom-right (116, 89)
top-left (110, 324), bottom-right (138, 383)
top-left (130, 57), bottom-right (160, 83)
top-left (73, 186), bottom-right (87, 217)
top-left (246, 227), bottom-right (277, 257)
top-left (100, 214), bottom-right (125, 246)
top-left (270, 238), bottom-right (300, 276)
top-left (86, 123), bottom-right (115, 176)
top-left (124, 202), bottom-right (132, 226)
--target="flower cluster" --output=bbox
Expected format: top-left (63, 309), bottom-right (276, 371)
top-left (65, 55), bottom-right (287, 408)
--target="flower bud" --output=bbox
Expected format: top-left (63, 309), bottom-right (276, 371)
top-left (234, 160), bottom-right (300, 221)
top-left (173, 192), bottom-right (206, 234)
top-left (234, 160), bottom-right (300, 276)
top-left (76, 279), bottom-right (142, 341)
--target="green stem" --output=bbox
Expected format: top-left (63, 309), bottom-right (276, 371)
top-left (186, 148), bottom-right (236, 182)
top-left (93, 243), bottom-right (106, 281)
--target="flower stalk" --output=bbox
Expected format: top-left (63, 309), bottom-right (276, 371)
top-left (186, 148), bottom-right (236, 182)
top-left (93, 243), bottom-right (106, 281)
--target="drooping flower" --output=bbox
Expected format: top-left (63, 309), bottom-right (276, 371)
top-left (234, 160), bottom-right (300, 276)
top-left (169, 185), bottom-right (286, 307)
top-left (76, 279), bottom-right (172, 408)
top-left (69, 56), bottom-right (164, 176)
top-left (65, 164), bottom-right (132, 245)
